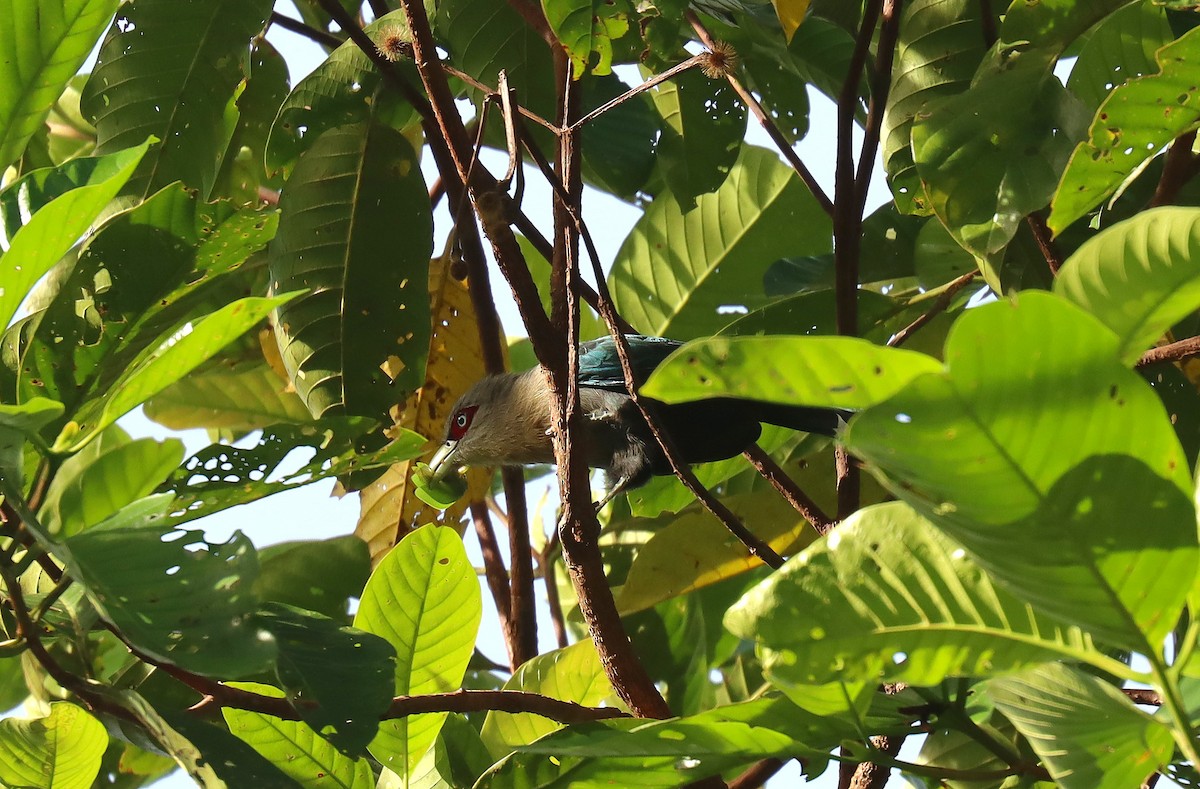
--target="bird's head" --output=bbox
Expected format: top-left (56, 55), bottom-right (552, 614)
top-left (427, 375), bottom-right (523, 481)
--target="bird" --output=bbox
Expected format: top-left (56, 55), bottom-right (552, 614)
top-left (427, 334), bottom-right (847, 507)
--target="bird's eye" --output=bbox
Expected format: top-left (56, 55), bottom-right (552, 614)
top-left (448, 405), bottom-right (479, 440)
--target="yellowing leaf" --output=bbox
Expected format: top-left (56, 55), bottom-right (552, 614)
top-left (772, 0), bottom-right (810, 42)
top-left (356, 257), bottom-right (491, 563)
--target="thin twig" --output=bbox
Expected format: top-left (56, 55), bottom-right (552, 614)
top-left (685, 14), bottom-right (834, 217)
top-left (268, 11), bottom-right (344, 48)
top-left (742, 445), bottom-right (834, 535)
top-left (569, 54), bottom-right (706, 131)
top-left (470, 501), bottom-right (513, 651)
top-left (979, 0), bottom-right (998, 47)
top-left (1026, 211), bottom-right (1063, 275)
top-left (540, 530), bottom-right (570, 649)
top-left (854, 0), bottom-right (904, 214)
top-left (190, 685), bottom-right (628, 723)
top-left (503, 467), bottom-right (538, 666)
top-left (367, 0), bottom-right (391, 19)
top-left (1125, 688), bottom-right (1163, 705)
top-left (888, 270), bottom-right (978, 348)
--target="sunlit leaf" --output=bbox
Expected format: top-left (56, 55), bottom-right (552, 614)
top-left (353, 526), bottom-right (482, 777)
top-left (0, 703), bottom-right (107, 789)
top-left (0, 0), bottom-right (117, 170)
top-left (1051, 26), bottom-right (1200, 234)
top-left (610, 146), bottom-right (831, 338)
top-left (1064, 1), bottom-right (1172, 115)
top-left (542, 0), bottom-right (630, 76)
top-left (726, 501), bottom-right (1120, 688)
top-left (988, 663), bottom-right (1172, 789)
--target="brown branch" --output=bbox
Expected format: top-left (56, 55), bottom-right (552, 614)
top-left (540, 530), bottom-right (570, 649)
top-left (979, 0), bottom-right (998, 47)
top-left (502, 0), bottom-right (556, 47)
top-left (1137, 335), bottom-right (1200, 368)
top-left (841, 735), bottom-right (905, 789)
top-left (367, 0), bottom-right (391, 19)
top-left (1026, 211), bottom-right (1063, 276)
top-left (268, 11), bottom-right (344, 48)
top-left (191, 685), bottom-right (628, 723)
top-left (1151, 129), bottom-right (1200, 207)
top-left (729, 758), bottom-right (787, 789)
top-left (888, 271), bottom-right (979, 348)
top-left (503, 467), bottom-right (538, 666)
top-left (855, 0), bottom-right (903, 214)
top-left (471, 501), bottom-right (513, 648)
top-left (685, 14), bottom-right (834, 217)
top-left (742, 445), bottom-right (834, 535)
top-left (1124, 688), bottom-right (1163, 706)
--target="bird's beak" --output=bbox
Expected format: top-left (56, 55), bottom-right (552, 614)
top-left (428, 441), bottom-right (460, 481)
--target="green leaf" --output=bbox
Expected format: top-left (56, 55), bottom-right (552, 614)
top-left (81, 0), bottom-right (273, 198)
top-left (648, 66), bottom-right (746, 210)
top-left (66, 524), bottom-right (275, 677)
top-left (725, 502), bottom-right (1117, 688)
top-left (482, 697), bottom-right (842, 787)
top-left (0, 139), bottom-right (150, 333)
top-left (911, 61), bottom-right (1086, 257)
top-left (881, 0), bottom-right (989, 214)
top-left (0, 0), bottom-right (117, 170)
top-left (0, 398), bottom-right (64, 481)
top-left (641, 334), bottom-right (941, 410)
top-left (269, 122), bottom-right (432, 420)
top-left (617, 493), bottom-right (815, 614)
top-left (144, 358), bottom-right (311, 432)
top-left (223, 682), bottom-right (375, 789)
top-left (212, 39), bottom-right (290, 202)
top-left (609, 146), bottom-right (832, 338)
top-left (160, 420), bottom-right (425, 527)
top-left (265, 11), bottom-right (419, 176)
top-left (0, 703), bottom-right (107, 789)
top-left (988, 663), bottom-right (1172, 789)
top-left (845, 291), bottom-right (1190, 528)
top-left (353, 525), bottom-right (482, 777)
top-left (1054, 207), bottom-right (1200, 364)
top-left (1051, 27), bottom-right (1200, 234)
top-left (254, 536), bottom-right (372, 620)
top-left (994, 0), bottom-right (1136, 70)
top-left (14, 184), bottom-right (279, 414)
top-left (542, 0), bottom-right (630, 75)
top-left (409, 714), bottom-right (493, 789)
top-left (480, 641), bottom-right (614, 756)
top-left (579, 74), bottom-right (659, 199)
top-left (58, 294), bottom-right (295, 452)
top-left (1065, 1), bottom-right (1173, 115)
top-left (255, 603), bottom-right (396, 756)
top-left (38, 435), bottom-right (184, 536)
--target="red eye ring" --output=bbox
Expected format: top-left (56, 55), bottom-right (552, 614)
top-left (448, 405), bottom-right (479, 440)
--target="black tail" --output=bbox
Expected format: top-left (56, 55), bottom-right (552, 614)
top-left (738, 400), bottom-right (851, 437)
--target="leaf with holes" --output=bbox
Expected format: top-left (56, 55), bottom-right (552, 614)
top-left (65, 524), bottom-right (275, 677)
top-left (542, 0), bottom-right (630, 76)
top-left (160, 419), bottom-right (425, 528)
top-left (353, 525), bottom-right (481, 778)
top-left (81, 0), bottom-right (273, 198)
top-left (1065, 1), bottom-right (1173, 116)
top-left (610, 146), bottom-right (831, 338)
top-left (0, 0), bottom-right (117, 170)
top-left (726, 501), bottom-right (1125, 689)
top-left (0, 139), bottom-right (150, 333)
top-left (1051, 27), bottom-right (1200, 234)
top-left (270, 122), bottom-right (432, 420)
top-left (58, 294), bottom-right (296, 452)
top-left (265, 11), bottom-right (419, 176)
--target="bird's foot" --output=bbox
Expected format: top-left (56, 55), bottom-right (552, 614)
top-left (593, 475), bottom-right (630, 512)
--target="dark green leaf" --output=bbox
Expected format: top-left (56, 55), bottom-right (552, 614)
top-left (1065, 1), bottom-right (1173, 115)
top-left (66, 524), bottom-right (275, 677)
top-left (254, 536), bottom-right (371, 620)
top-left (256, 603), bottom-right (396, 756)
top-left (269, 122), bottom-right (432, 420)
top-left (81, 0), bottom-right (274, 198)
